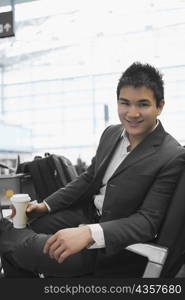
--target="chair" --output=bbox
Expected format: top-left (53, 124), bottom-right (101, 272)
top-left (125, 166), bottom-right (185, 278)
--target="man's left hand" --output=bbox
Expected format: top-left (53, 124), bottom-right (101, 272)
top-left (43, 226), bottom-right (93, 263)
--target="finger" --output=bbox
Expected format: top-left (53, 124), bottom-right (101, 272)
top-left (26, 201), bottom-right (37, 212)
top-left (10, 205), bottom-right (16, 218)
top-left (48, 240), bottom-right (62, 258)
top-left (53, 244), bottom-right (66, 261)
top-left (58, 250), bottom-right (69, 263)
top-left (26, 205), bottom-right (35, 212)
top-left (6, 205), bottom-right (16, 219)
top-left (43, 234), bottom-right (57, 254)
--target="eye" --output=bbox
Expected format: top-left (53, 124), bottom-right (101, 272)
top-left (119, 100), bottom-right (130, 106)
top-left (139, 103), bottom-right (149, 107)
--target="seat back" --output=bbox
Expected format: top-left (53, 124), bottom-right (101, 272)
top-left (156, 166), bottom-right (185, 277)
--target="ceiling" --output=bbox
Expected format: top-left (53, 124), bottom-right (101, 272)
top-left (1, 0), bottom-right (185, 72)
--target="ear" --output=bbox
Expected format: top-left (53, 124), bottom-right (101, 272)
top-left (157, 100), bottom-right (165, 115)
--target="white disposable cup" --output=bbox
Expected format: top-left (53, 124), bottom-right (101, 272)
top-left (10, 194), bottom-right (31, 229)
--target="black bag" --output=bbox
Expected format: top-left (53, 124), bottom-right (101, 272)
top-left (16, 153), bottom-right (78, 202)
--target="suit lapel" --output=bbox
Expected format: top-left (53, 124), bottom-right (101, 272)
top-left (96, 125), bottom-right (123, 178)
top-left (110, 121), bottom-right (166, 179)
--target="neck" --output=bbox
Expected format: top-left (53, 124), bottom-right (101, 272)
top-left (127, 136), bottom-right (143, 151)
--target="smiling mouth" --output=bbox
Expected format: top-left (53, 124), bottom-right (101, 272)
top-left (125, 119), bottom-right (143, 125)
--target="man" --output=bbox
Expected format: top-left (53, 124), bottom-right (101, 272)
top-left (1, 62), bottom-right (185, 278)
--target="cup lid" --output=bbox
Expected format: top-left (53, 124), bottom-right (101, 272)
top-left (10, 194), bottom-right (31, 202)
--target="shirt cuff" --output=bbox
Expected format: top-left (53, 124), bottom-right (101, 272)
top-left (87, 224), bottom-right (105, 249)
top-left (43, 200), bottom-right (51, 212)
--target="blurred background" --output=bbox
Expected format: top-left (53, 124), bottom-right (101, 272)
top-left (0, 0), bottom-right (185, 169)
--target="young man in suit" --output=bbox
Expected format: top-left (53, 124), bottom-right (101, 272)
top-left (1, 62), bottom-right (185, 278)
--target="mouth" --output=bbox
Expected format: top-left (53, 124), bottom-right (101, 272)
top-left (125, 119), bottom-right (144, 127)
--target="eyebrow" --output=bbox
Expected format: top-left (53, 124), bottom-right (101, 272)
top-left (118, 97), bottom-right (150, 103)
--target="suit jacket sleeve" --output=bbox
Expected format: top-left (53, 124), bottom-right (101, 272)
top-left (100, 150), bottom-right (185, 256)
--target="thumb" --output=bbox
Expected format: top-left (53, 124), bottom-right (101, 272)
top-left (26, 200), bottom-right (38, 212)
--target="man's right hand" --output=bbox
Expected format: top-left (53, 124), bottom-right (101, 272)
top-left (26, 201), bottom-right (48, 218)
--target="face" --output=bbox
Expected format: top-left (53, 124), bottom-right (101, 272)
top-left (117, 85), bottom-right (164, 144)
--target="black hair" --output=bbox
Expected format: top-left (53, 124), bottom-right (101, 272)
top-left (117, 62), bottom-right (164, 107)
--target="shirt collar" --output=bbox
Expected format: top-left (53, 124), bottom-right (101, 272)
top-left (121, 130), bottom-right (130, 149)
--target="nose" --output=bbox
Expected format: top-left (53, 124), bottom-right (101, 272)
top-left (127, 105), bottom-right (140, 118)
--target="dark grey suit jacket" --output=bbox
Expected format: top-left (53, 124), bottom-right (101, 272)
top-left (45, 121), bottom-right (185, 276)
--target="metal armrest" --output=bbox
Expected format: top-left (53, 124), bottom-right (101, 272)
top-left (126, 243), bottom-right (168, 278)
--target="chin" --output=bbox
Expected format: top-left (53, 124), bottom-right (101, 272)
top-left (127, 128), bottom-right (145, 137)
top-left (124, 125), bottom-right (141, 133)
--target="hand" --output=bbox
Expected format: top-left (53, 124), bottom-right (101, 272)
top-left (8, 204), bottom-right (16, 219)
top-left (26, 201), bottom-right (48, 218)
top-left (8, 201), bottom-right (48, 219)
top-left (43, 226), bottom-right (93, 263)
